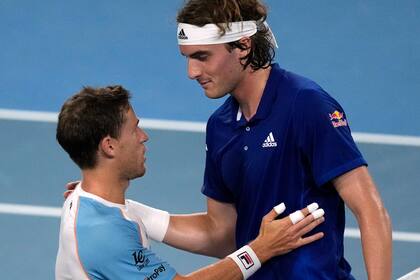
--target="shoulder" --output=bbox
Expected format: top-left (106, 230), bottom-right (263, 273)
top-left (271, 66), bottom-right (339, 113)
top-left (76, 197), bottom-right (141, 261)
top-left (272, 64), bottom-right (323, 94)
top-left (288, 77), bottom-right (342, 119)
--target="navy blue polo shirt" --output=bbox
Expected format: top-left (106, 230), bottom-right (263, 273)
top-left (202, 64), bottom-right (367, 279)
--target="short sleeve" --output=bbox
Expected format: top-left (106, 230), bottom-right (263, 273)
top-left (295, 89), bottom-right (367, 187)
top-left (201, 117), bottom-right (235, 203)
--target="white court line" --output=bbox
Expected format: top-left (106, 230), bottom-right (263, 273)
top-left (398, 267), bottom-right (420, 280)
top-left (0, 109), bottom-right (58, 123)
top-left (1, 202), bottom-right (420, 243)
top-left (0, 108), bottom-right (206, 132)
top-left (1, 108), bottom-right (420, 145)
top-left (344, 228), bottom-right (420, 243)
top-left (0, 203), bottom-right (61, 217)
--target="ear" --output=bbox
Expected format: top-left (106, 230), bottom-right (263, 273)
top-left (240, 36), bottom-right (252, 49)
top-left (237, 37), bottom-right (252, 57)
top-left (238, 37), bottom-right (252, 49)
top-left (99, 136), bottom-right (117, 158)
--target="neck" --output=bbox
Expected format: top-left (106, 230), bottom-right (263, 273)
top-left (231, 66), bottom-right (271, 121)
top-left (81, 166), bottom-right (128, 205)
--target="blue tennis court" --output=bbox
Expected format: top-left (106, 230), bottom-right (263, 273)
top-left (1, 1), bottom-right (419, 279)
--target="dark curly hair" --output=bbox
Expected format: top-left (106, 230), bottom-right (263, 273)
top-left (177, 0), bottom-right (275, 70)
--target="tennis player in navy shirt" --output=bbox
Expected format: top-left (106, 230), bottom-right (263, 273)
top-left (164, 0), bottom-right (392, 279)
top-left (202, 63), bottom-right (368, 279)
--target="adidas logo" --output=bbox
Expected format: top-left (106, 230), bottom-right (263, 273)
top-left (262, 132), bottom-right (277, 148)
top-left (178, 29), bottom-right (188, 40)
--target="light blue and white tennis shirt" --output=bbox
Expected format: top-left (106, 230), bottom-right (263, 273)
top-left (55, 184), bottom-right (177, 280)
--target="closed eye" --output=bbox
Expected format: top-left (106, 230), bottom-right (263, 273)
top-left (190, 51), bottom-right (210, 61)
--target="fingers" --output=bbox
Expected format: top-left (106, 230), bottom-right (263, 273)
top-left (263, 209), bottom-right (280, 223)
top-left (298, 231), bottom-right (325, 247)
top-left (289, 215), bottom-right (325, 250)
top-left (292, 208), bottom-right (325, 232)
top-left (289, 210), bottom-right (305, 224)
top-left (274, 203), bottom-right (286, 215)
top-left (288, 202), bottom-right (319, 225)
top-left (295, 216), bottom-right (325, 238)
top-left (267, 202), bottom-right (324, 230)
top-left (63, 190), bottom-right (73, 199)
top-left (263, 203), bottom-right (286, 223)
top-left (312, 209), bottom-right (325, 219)
top-left (64, 181), bottom-right (80, 200)
top-left (66, 181), bottom-right (80, 191)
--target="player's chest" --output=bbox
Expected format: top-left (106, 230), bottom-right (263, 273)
top-left (214, 119), bottom-right (295, 182)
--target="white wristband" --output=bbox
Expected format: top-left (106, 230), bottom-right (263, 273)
top-left (228, 245), bottom-right (261, 279)
top-left (126, 199), bottom-right (170, 242)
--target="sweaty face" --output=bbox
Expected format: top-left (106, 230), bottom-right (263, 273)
top-left (179, 44), bottom-right (246, 99)
top-left (116, 107), bottom-right (149, 180)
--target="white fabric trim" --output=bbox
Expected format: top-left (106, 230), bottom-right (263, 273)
top-left (236, 106), bottom-right (242, 121)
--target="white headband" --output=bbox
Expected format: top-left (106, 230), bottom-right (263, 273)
top-left (177, 20), bottom-right (278, 48)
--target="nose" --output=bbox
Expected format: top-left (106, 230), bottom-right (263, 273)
top-left (187, 58), bottom-right (201, 80)
top-left (137, 127), bottom-right (149, 144)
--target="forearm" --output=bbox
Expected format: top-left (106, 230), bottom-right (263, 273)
top-left (357, 206), bottom-right (392, 280)
top-left (164, 213), bottom-right (236, 258)
top-left (333, 167), bottom-right (393, 280)
top-left (177, 238), bottom-right (275, 280)
top-left (175, 258), bottom-right (242, 280)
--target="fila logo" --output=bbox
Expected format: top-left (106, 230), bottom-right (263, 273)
top-left (262, 132), bottom-right (277, 148)
top-left (178, 29), bottom-right (188, 40)
top-left (238, 252), bottom-right (254, 269)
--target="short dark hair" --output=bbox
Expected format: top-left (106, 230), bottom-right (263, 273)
top-left (177, 0), bottom-right (275, 70)
top-left (56, 85), bottom-right (131, 169)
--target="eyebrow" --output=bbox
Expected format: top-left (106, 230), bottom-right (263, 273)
top-left (182, 50), bottom-right (211, 59)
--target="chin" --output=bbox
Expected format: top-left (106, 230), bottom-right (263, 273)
top-left (138, 168), bottom-right (146, 178)
top-left (204, 90), bottom-right (227, 99)
top-left (129, 168), bottom-right (146, 180)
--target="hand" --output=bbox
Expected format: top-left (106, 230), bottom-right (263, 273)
top-left (63, 181), bottom-right (79, 199)
top-left (249, 204), bottom-right (325, 263)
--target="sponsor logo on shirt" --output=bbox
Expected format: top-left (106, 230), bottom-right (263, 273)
top-left (238, 252), bottom-right (254, 269)
top-left (144, 264), bottom-right (166, 280)
top-left (132, 250), bottom-right (150, 271)
top-left (262, 132), bottom-right (277, 148)
top-left (329, 110), bottom-right (348, 128)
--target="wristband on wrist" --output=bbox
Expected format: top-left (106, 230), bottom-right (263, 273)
top-left (227, 245), bottom-right (261, 279)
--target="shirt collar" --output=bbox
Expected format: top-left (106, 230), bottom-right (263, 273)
top-left (232, 63), bottom-right (283, 126)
